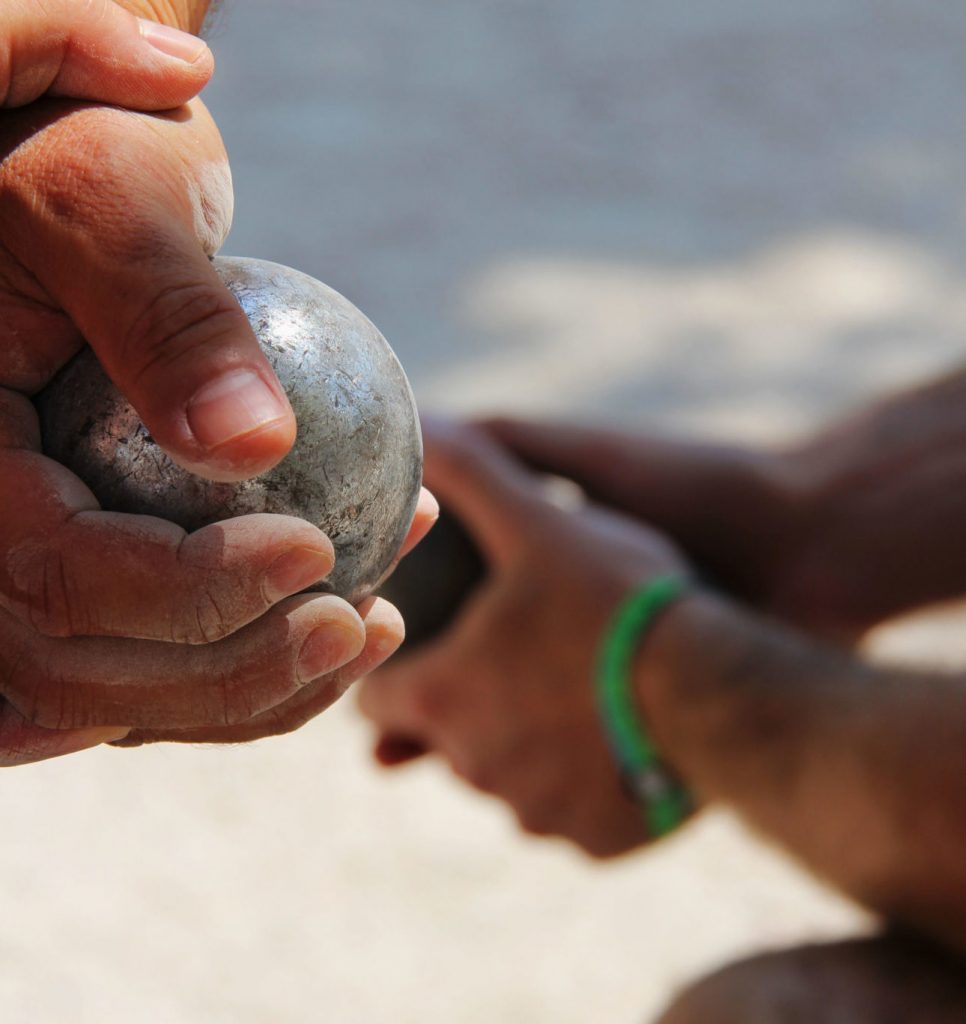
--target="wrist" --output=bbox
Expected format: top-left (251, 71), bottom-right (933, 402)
top-left (633, 583), bottom-right (868, 814)
top-left (632, 587), bottom-right (784, 800)
top-left (631, 589), bottom-right (727, 772)
top-left (595, 574), bottom-right (695, 836)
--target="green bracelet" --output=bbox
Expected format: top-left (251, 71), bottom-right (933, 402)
top-left (595, 574), bottom-right (693, 839)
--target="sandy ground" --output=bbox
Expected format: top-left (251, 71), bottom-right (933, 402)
top-left (4, 1), bottom-right (966, 1021)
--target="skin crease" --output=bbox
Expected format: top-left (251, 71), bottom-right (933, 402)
top-left (0, 0), bottom-right (438, 764)
top-left (359, 379), bottom-right (966, 954)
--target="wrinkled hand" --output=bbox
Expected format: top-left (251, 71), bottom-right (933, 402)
top-left (0, 24), bottom-right (435, 764)
top-left (358, 421), bottom-right (688, 858)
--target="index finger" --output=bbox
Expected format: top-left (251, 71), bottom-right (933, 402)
top-left (1, 0), bottom-right (213, 111)
top-left (421, 418), bottom-right (549, 565)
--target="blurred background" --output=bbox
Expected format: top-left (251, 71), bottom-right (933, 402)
top-left (4, 1), bottom-right (966, 1020)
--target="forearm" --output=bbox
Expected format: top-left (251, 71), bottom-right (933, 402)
top-left (490, 364), bottom-right (966, 638)
top-left (643, 591), bottom-right (966, 951)
top-left (775, 366), bottom-right (966, 633)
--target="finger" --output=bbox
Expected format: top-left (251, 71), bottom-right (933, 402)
top-left (1, 0), bottom-right (213, 110)
top-left (355, 641), bottom-right (456, 745)
top-left (421, 417), bottom-right (549, 564)
top-left (373, 734), bottom-right (429, 766)
top-left (481, 416), bottom-right (648, 509)
top-left (0, 448), bottom-right (335, 641)
top-left (396, 488), bottom-right (439, 561)
top-left (1, 100), bottom-right (295, 482)
top-left (0, 698), bottom-right (128, 768)
top-left (115, 596), bottom-right (406, 744)
top-left (0, 593), bottom-right (366, 731)
top-left (0, 387), bottom-right (40, 450)
top-left (481, 416), bottom-right (760, 536)
top-left (368, 487), bottom-right (440, 594)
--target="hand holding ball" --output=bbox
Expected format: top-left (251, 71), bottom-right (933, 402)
top-left (36, 257), bottom-right (423, 605)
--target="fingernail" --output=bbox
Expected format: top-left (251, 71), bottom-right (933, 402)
top-left (60, 727), bottom-right (131, 753)
top-left (187, 370), bottom-right (290, 452)
top-left (264, 546), bottom-right (333, 602)
top-left (91, 727), bottom-right (132, 743)
top-left (423, 490), bottom-right (440, 520)
top-left (138, 19), bottom-right (210, 65)
top-left (298, 624), bottom-right (364, 683)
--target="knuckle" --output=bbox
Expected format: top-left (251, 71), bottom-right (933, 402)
top-left (218, 676), bottom-right (261, 728)
top-left (13, 546), bottom-right (86, 639)
top-left (452, 756), bottom-right (499, 795)
top-left (121, 281), bottom-right (242, 390)
top-left (180, 586), bottom-right (235, 645)
top-left (409, 683), bottom-right (450, 726)
top-left (2, 645), bottom-right (77, 730)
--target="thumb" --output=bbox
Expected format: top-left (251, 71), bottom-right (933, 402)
top-left (1, 0), bottom-right (212, 111)
top-left (64, 233), bottom-right (297, 483)
top-left (2, 102), bottom-right (295, 483)
top-left (80, 247), bottom-right (298, 483)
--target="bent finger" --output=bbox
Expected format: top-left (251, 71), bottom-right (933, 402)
top-left (0, 449), bottom-right (335, 642)
top-left (421, 417), bottom-right (549, 564)
top-left (116, 596), bottom-right (406, 744)
top-left (355, 641), bottom-right (456, 738)
top-left (0, 698), bottom-right (128, 767)
top-left (1, 0), bottom-right (212, 110)
top-left (396, 487), bottom-right (439, 561)
top-left (0, 593), bottom-right (366, 731)
top-left (373, 734), bottom-right (430, 767)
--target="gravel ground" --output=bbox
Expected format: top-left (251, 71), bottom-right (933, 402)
top-left (4, 2), bottom-right (966, 1021)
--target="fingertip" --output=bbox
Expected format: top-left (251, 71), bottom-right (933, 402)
top-left (263, 543), bottom-right (336, 604)
top-left (137, 19), bottom-right (211, 68)
top-left (295, 596), bottom-right (368, 683)
top-left (362, 597), bottom-right (406, 651)
top-left (183, 369), bottom-right (296, 481)
top-left (3, 725), bottom-right (132, 766)
top-left (419, 487), bottom-right (441, 522)
top-left (374, 735), bottom-right (428, 766)
top-left (40, 7), bottom-right (214, 112)
top-left (396, 488), bottom-right (440, 560)
top-left (186, 416), bottom-right (298, 482)
top-left (89, 726), bottom-right (133, 745)
top-left (132, 28), bottom-right (215, 111)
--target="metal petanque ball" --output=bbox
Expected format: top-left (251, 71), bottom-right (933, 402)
top-left (36, 256), bottom-right (423, 606)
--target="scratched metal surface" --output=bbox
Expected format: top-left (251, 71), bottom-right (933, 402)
top-left (36, 257), bottom-right (422, 604)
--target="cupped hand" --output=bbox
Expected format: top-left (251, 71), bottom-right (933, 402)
top-left (357, 420), bottom-right (689, 858)
top-left (0, 375), bottom-right (438, 761)
top-left (0, 90), bottom-right (438, 764)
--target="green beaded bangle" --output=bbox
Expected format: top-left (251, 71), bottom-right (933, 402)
top-left (595, 574), bottom-right (693, 838)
